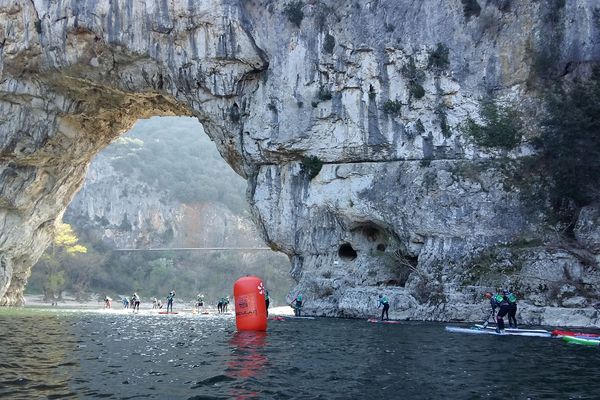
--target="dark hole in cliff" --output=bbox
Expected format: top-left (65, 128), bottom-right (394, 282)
top-left (351, 223), bottom-right (382, 242)
top-left (338, 243), bottom-right (357, 261)
top-left (376, 243), bottom-right (386, 251)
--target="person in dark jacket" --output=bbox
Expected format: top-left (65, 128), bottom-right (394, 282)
top-left (378, 294), bottom-right (390, 321)
top-left (506, 290), bottom-right (518, 328)
top-left (166, 290), bottom-right (175, 313)
top-left (265, 290), bottom-right (270, 316)
top-left (490, 291), bottom-right (511, 333)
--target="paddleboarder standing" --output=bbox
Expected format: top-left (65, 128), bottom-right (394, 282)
top-left (131, 293), bottom-right (140, 312)
top-left (490, 291), bottom-right (511, 333)
top-left (506, 290), bottom-right (518, 328)
top-left (166, 290), bottom-right (175, 313)
top-left (265, 290), bottom-right (270, 316)
top-left (292, 293), bottom-right (303, 316)
top-left (378, 294), bottom-right (390, 321)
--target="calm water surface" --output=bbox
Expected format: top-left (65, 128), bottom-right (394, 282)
top-left (0, 308), bottom-right (598, 399)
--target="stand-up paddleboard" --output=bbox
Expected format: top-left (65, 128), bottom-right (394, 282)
top-left (563, 336), bottom-right (600, 346)
top-left (367, 318), bottom-right (401, 324)
top-left (473, 324), bottom-right (550, 335)
top-left (268, 316), bottom-right (285, 321)
top-left (552, 329), bottom-right (600, 339)
top-left (158, 312), bottom-right (178, 314)
top-left (287, 316), bottom-right (316, 320)
top-left (446, 326), bottom-right (552, 337)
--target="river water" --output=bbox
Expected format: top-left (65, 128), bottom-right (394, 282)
top-left (1, 308), bottom-right (599, 400)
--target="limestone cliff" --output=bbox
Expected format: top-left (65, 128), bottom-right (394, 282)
top-left (1, 0), bottom-right (599, 326)
top-left (64, 149), bottom-right (265, 250)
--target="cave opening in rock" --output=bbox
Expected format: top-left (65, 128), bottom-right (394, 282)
top-left (26, 116), bottom-right (294, 307)
top-left (338, 242), bottom-right (358, 261)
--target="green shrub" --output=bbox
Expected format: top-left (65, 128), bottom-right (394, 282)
top-left (284, 1), bottom-right (304, 27)
top-left (402, 57), bottom-right (426, 100)
top-left (463, 99), bottom-right (522, 149)
top-left (317, 87), bottom-right (333, 101)
top-left (368, 85), bottom-right (377, 100)
top-left (428, 43), bottom-right (450, 70)
top-left (537, 67), bottom-right (600, 207)
top-left (461, 0), bottom-right (481, 19)
top-left (382, 100), bottom-right (402, 116)
top-left (436, 105), bottom-right (451, 137)
top-left (410, 84), bottom-right (425, 99)
top-left (301, 156), bottom-right (323, 180)
top-left (323, 33), bottom-right (335, 54)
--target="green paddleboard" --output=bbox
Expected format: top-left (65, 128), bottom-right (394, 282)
top-left (563, 336), bottom-right (600, 346)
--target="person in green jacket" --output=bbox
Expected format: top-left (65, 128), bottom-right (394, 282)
top-left (378, 294), bottom-right (390, 321)
top-left (265, 290), bottom-right (270, 316)
top-left (506, 290), bottom-right (518, 328)
top-left (293, 294), bottom-right (303, 316)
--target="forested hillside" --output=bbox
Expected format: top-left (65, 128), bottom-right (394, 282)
top-left (27, 117), bottom-right (294, 306)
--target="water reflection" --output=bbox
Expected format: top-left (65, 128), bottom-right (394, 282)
top-left (2, 309), bottom-right (600, 399)
top-left (227, 331), bottom-right (268, 399)
top-left (0, 311), bottom-right (78, 399)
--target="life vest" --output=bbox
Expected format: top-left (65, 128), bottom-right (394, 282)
top-left (380, 296), bottom-right (389, 305)
top-left (494, 293), bottom-right (509, 306)
top-left (507, 293), bottom-right (517, 304)
top-left (296, 294), bottom-right (303, 302)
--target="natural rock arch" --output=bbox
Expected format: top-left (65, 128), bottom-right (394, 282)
top-left (1, 1), bottom-right (600, 325)
top-left (0, 0), bottom-right (268, 304)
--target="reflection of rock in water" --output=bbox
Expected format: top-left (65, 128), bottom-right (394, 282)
top-left (227, 331), bottom-right (268, 399)
top-left (0, 311), bottom-right (77, 399)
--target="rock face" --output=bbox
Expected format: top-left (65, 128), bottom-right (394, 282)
top-left (64, 149), bottom-right (265, 250)
top-left (1, 0), bottom-right (599, 326)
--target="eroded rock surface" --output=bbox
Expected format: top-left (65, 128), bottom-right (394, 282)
top-left (1, 0), bottom-right (599, 326)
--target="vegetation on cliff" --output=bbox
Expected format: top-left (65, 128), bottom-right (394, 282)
top-left (107, 117), bottom-right (248, 215)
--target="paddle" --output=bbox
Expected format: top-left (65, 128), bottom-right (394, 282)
top-left (481, 309), bottom-right (495, 328)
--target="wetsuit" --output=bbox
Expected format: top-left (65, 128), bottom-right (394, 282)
top-left (166, 292), bottom-right (175, 312)
top-left (379, 296), bottom-right (390, 320)
top-left (265, 291), bottom-right (270, 316)
top-left (132, 294), bottom-right (140, 311)
top-left (507, 292), bottom-right (518, 328)
top-left (217, 299), bottom-right (223, 313)
top-left (294, 295), bottom-right (303, 316)
top-left (197, 295), bottom-right (204, 308)
top-left (493, 293), bottom-right (510, 332)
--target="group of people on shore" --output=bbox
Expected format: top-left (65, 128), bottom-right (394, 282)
top-left (113, 291), bottom-right (237, 313)
top-left (106, 287), bottom-right (519, 327)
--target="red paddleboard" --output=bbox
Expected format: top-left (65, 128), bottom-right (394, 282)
top-left (158, 312), bottom-right (178, 314)
top-left (268, 316), bottom-right (285, 321)
top-left (368, 318), bottom-right (401, 324)
top-left (552, 329), bottom-right (600, 338)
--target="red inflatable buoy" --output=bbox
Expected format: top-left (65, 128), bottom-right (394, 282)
top-left (233, 276), bottom-right (268, 331)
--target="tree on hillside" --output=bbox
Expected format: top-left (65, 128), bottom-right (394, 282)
top-left (33, 223), bottom-right (87, 302)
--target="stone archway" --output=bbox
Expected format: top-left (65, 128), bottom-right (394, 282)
top-left (0, 0), bottom-right (268, 304)
top-left (2, 1), bottom-right (600, 325)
